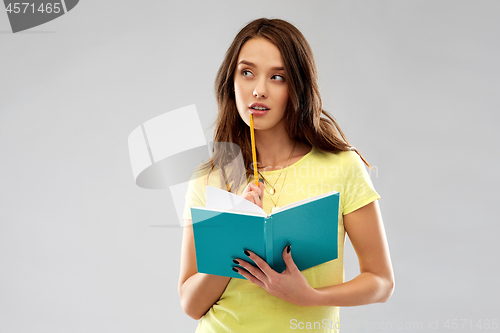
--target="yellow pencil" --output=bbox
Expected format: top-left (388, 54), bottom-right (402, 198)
top-left (249, 113), bottom-right (259, 186)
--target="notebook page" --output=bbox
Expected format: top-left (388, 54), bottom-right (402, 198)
top-left (206, 185), bottom-right (266, 216)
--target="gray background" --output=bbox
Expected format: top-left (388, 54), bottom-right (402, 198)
top-left (1, 1), bottom-right (499, 332)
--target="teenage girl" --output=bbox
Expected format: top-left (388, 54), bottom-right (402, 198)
top-left (179, 18), bottom-right (394, 332)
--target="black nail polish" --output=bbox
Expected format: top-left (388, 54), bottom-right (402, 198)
top-left (233, 259), bottom-right (239, 264)
top-left (244, 250), bottom-right (250, 256)
top-left (232, 267), bottom-right (238, 272)
top-left (287, 245), bottom-right (291, 253)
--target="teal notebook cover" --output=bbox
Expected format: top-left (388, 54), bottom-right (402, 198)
top-left (191, 189), bottom-right (339, 279)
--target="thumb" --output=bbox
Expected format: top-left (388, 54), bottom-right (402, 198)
top-left (282, 245), bottom-right (298, 272)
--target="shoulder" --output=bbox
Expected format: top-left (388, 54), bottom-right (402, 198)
top-left (311, 147), bottom-right (360, 165)
top-left (188, 165), bottom-right (209, 186)
top-left (339, 149), bottom-right (366, 166)
top-left (187, 164), bottom-right (229, 192)
top-left (185, 164), bottom-right (210, 197)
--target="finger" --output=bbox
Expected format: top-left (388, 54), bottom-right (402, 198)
top-left (233, 266), bottom-right (266, 288)
top-left (234, 258), bottom-right (267, 282)
top-left (242, 183), bottom-right (256, 194)
top-left (248, 182), bottom-right (263, 196)
top-left (282, 245), bottom-right (299, 272)
top-left (242, 185), bottom-right (251, 195)
top-left (250, 191), bottom-right (260, 203)
top-left (246, 183), bottom-right (264, 203)
top-left (244, 192), bottom-right (257, 204)
top-left (244, 250), bottom-right (276, 278)
top-left (245, 189), bottom-right (262, 207)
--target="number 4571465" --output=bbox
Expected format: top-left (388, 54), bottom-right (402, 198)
top-left (6, 3), bottom-right (62, 14)
top-left (444, 319), bottom-right (498, 330)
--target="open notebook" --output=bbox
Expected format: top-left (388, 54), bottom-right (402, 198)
top-left (191, 185), bottom-right (340, 279)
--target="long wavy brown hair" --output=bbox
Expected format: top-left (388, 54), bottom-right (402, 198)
top-left (192, 18), bottom-right (373, 193)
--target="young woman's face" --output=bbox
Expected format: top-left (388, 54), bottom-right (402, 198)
top-left (233, 37), bottom-right (289, 132)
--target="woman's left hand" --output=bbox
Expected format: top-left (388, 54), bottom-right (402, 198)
top-left (233, 246), bottom-right (318, 306)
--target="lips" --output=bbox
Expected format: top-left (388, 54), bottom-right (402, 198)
top-left (249, 109), bottom-right (269, 116)
top-left (249, 103), bottom-right (270, 112)
top-left (248, 103), bottom-right (269, 111)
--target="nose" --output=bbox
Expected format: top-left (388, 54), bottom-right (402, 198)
top-left (253, 78), bottom-right (267, 98)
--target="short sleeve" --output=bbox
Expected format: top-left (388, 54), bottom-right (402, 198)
top-left (182, 171), bottom-right (207, 221)
top-left (341, 151), bottom-right (380, 215)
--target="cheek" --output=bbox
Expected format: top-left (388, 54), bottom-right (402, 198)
top-left (278, 89), bottom-right (289, 107)
top-left (234, 86), bottom-right (246, 114)
top-left (235, 89), bottom-right (244, 109)
top-left (233, 83), bottom-right (241, 101)
top-left (234, 80), bottom-right (243, 98)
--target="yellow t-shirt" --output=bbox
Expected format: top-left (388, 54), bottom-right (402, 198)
top-left (182, 146), bottom-right (380, 332)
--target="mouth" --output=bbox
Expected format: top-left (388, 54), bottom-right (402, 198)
top-left (248, 103), bottom-right (270, 115)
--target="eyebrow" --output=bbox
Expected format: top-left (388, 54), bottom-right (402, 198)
top-left (237, 60), bottom-right (284, 71)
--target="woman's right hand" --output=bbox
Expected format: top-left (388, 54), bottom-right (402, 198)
top-left (240, 180), bottom-right (264, 209)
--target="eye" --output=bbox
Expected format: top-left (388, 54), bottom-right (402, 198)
top-left (242, 70), bottom-right (253, 77)
top-left (272, 75), bottom-right (285, 81)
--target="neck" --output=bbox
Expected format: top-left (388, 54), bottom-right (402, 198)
top-left (254, 126), bottom-right (303, 170)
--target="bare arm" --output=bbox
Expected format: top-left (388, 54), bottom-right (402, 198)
top-left (178, 219), bottom-right (231, 320)
top-left (312, 200), bottom-right (395, 306)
